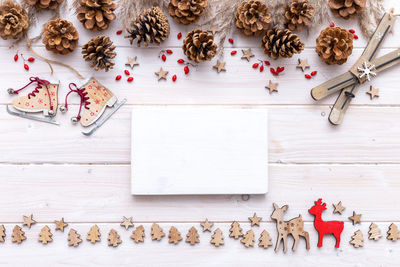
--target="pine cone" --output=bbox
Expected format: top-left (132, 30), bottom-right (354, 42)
top-left (0, 0), bottom-right (29, 40)
top-left (182, 29), bottom-right (217, 63)
top-left (285, 0), bottom-right (314, 31)
top-left (316, 26), bottom-right (353, 65)
top-left (125, 6), bottom-right (170, 47)
top-left (25, 0), bottom-right (64, 10)
top-left (76, 0), bottom-right (116, 31)
top-left (329, 0), bottom-right (366, 19)
top-left (82, 35), bottom-right (116, 71)
top-left (261, 28), bottom-right (304, 59)
top-left (234, 0), bottom-right (271, 37)
top-left (168, 0), bottom-right (208, 25)
top-left (42, 18), bottom-right (79, 55)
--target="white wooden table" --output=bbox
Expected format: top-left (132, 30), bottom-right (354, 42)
top-left (1, 1), bottom-right (400, 265)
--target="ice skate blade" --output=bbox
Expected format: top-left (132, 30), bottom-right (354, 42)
top-left (6, 105), bottom-right (60, 125)
top-left (82, 98), bottom-right (127, 136)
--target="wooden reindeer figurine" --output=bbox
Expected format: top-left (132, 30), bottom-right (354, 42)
top-left (308, 199), bottom-right (344, 248)
top-left (270, 203), bottom-right (310, 253)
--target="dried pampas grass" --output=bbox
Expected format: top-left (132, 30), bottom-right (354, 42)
top-left (359, 0), bottom-right (385, 38)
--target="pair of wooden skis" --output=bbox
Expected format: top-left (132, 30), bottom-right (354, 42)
top-left (311, 10), bottom-right (400, 125)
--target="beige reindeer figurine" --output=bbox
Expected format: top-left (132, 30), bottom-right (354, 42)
top-left (270, 203), bottom-right (310, 253)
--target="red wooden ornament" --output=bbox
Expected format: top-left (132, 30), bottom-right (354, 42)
top-left (308, 199), bottom-right (344, 248)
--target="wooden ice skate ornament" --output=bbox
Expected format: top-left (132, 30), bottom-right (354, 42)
top-left (311, 10), bottom-right (400, 125)
top-left (6, 77), bottom-right (59, 125)
top-left (59, 77), bottom-right (126, 136)
top-left (308, 199), bottom-right (344, 248)
top-left (271, 203), bottom-right (310, 253)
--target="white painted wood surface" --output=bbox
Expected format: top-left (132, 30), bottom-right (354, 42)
top-left (0, 0), bottom-right (400, 265)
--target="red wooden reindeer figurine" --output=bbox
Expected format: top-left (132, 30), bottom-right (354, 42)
top-left (308, 199), bottom-right (344, 248)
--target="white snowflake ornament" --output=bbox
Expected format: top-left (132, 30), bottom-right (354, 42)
top-left (357, 62), bottom-right (377, 81)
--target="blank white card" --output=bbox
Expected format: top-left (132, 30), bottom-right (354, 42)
top-left (131, 107), bottom-right (268, 195)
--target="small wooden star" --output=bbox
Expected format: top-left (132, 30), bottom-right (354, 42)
top-left (297, 58), bottom-right (310, 72)
top-left (349, 211), bottom-right (362, 225)
top-left (332, 201), bottom-right (346, 214)
top-left (155, 68), bottom-right (168, 81)
top-left (209, 25), bottom-right (218, 35)
top-left (23, 214), bottom-right (36, 228)
top-left (248, 213), bottom-right (262, 226)
top-left (265, 80), bottom-right (278, 94)
top-left (200, 219), bottom-right (213, 232)
top-left (54, 218), bottom-right (68, 232)
top-left (366, 85), bottom-right (379, 99)
top-left (120, 216), bottom-right (134, 230)
top-left (241, 49), bottom-right (254, 61)
top-left (125, 56), bottom-right (139, 69)
top-left (213, 60), bottom-right (226, 73)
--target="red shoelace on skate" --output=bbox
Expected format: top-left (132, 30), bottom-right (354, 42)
top-left (63, 83), bottom-right (91, 121)
top-left (12, 77), bottom-right (54, 110)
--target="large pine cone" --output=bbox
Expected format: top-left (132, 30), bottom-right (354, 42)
top-left (329, 0), bottom-right (366, 19)
top-left (182, 29), bottom-right (217, 63)
top-left (42, 18), bottom-right (79, 55)
top-left (82, 35), bottom-right (116, 71)
top-left (316, 26), bottom-right (353, 65)
top-left (168, 0), bottom-right (208, 25)
top-left (0, 0), bottom-right (29, 40)
top-left (285, 0), bottom-right (314, 31)
top-left (76, 0), bottom-right (116, 31)
top-left (234, 0), bottom-right (271, 37)
top-left (125, 6), bottom-right (170, 47)
top-left (25, 0), bottom-right (64, 10)
top-left (261, 28), bottom-right (304, 59)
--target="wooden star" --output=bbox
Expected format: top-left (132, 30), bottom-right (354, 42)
top-left (200, 219), bottom-right (213, 232)
top-left (366, 85), bottom-right (379, 99)
top-left (120, 216), bottom-right (134, 230)
top-left (248, 213), bottom-right (262, 226)
top-left (155, 68), bottom-right (168, 81)
top-left (241, 49), bottom-right (254, 61)
top-left (213, 60), bottom-right (226, 73)
top-left (265, 80), bottom-right (278, 94)
top-left (297, 58), bottom-right (310, 72)
top-left (23, 214), bottom-right (36, 228)
top-left (349, 211), bottom-right (362, 225)
top-left (125, 56), bottom-right (139, 69)
top-left (332, 201), bottom-right (346, 215)
top-left (209, 25), bottom-right (218, 35)
top-left (54, 218), bottom-right (68, 232)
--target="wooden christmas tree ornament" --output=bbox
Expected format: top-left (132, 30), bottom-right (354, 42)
top-left (387, 223), bottom-right (400, 241)
top-left (200, 219), bottom-right (213, 232)
top-left (240, 229), bottom-right (255, 248)
top-left (131, 225), bottom-right (145, 243)
top-left (271, 203), bottom-right (310, 253)
top-left (68, 229), bottom-right (82, 247)
top-left (54, 218), bottom-right (68, 232)
top-left (186, 227), bottom-right (200, 245)
top-left (249, 213), bottom-right (262, 226)
top-left (350, 230), bottom-right (364, 248)
top-left (87, 225), bottom-right (101, 244)
top-left (12, 225), bottom-right (26, 244)
top-left (23, 214), bottom-right (36, 228)
top-left (229, 221), bottom-right (243, 239)
top-left (108, 229), bottom-right (122, 247)
top-left (210, 228), bottom-right (224, 247)
top-left (308, 199), bottom-right (344, 248)
top-left (349, 211), bottom-right (362, 225)
top-left (168, 226), bottom-right (182, 244)
top-left (120, 216), bottom-right (134, 230)
top-left (0, 225), bottom-right (5, 242)
top-left (38, 225), bottom-right (53, 244)
top-left (310, 10), bottom-right (400, 125)
top-left (332, 201), bottom-right (345, 214)
top-left (258, 230), bottom-right (273, 249)
top-left (151, 223), bottom-right (165, 241)
top-left (368, 223), bottom-right (382, 241)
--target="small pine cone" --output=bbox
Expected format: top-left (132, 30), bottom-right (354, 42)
top-left (285, 0), bottom-right (314, 31)
top-left (182, 29), bottom-right (217, 63)
top-left (82, 35), bottom-right (116, 71)
top-left (125, 6), bottom-right (170, 47)
top-left (328, 0), bottom-right (366, 20)
top-left (316, 26), bottom-right (353, 65)
top-left (168, 0), bottom-right (208, 25)
top-left (234, 0), bottom-right (271, 37)
top-left (42, 18), bottom-right (79, 55)
top-left (25, 0), bottom-right (64, 10)
top-left (0, 0), bottom-right (29, 40)
top-left (261, 28), bottom-right (304, 59)
top-left (76, 0), bottom-right (117, 31)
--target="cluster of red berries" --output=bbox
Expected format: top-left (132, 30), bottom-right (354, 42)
top-left (13, 52), bottom-right (34, 71)
top-left (330, 22), bottom-right (358, 39)
top-left (305, 71), bottom-right (318, 79)
top-left (115, 69), bottom-right (134, 82)
top-left (160, 49), bottom-right (173, 62)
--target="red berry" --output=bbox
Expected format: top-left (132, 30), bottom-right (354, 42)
top-left (277, 67), bottom-right (284, 73)
top-left (252, 63), bottom-right (259, 68)
top-left (353, 34), bottom-right (358, 39)
top-left (264, 60), bottom-right (270, 66)
top-left (177, 59), bottom-right (185, 64)
top-left (177, 32), bottom-right (182, 39)
top-left (305, 74), bottom-right (311, 79)
top-left (330, 22), bottom-right (335, 27)
top-left (166, 49), bottom-right (173, 54)
top-left (228, 38), bottom-right (234, 44)
top-left (349, 29), bottom-right (355, 34)
top-left (115, 75), bottom-right (122, 80)
top-left (24, 64), bottom-right (29, 70)
top-left (116, 30), bottom-right (123, 35)
top-left (127, 77), bottom-right (134, 82)
top-left (28, 57), bottom-right (35, 62)
top-left (270, 68), bottom-right (277, 75)
top-left (124, 70), bottom-right (130, 75)
top-left (184, 66), bottom-right (189, 75)
top-left (231, 50), bottom-right (237, 56)
top-left (172, 74), bottom-right (177, 82)
top-left (260, 65), bottom-right (264, 72)
top-left (161, 54), bottom-right (167, 61)
top-left (311, 71), bottom-right (317, 76)
top-left (14, 54), bottom-right (18, 62)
